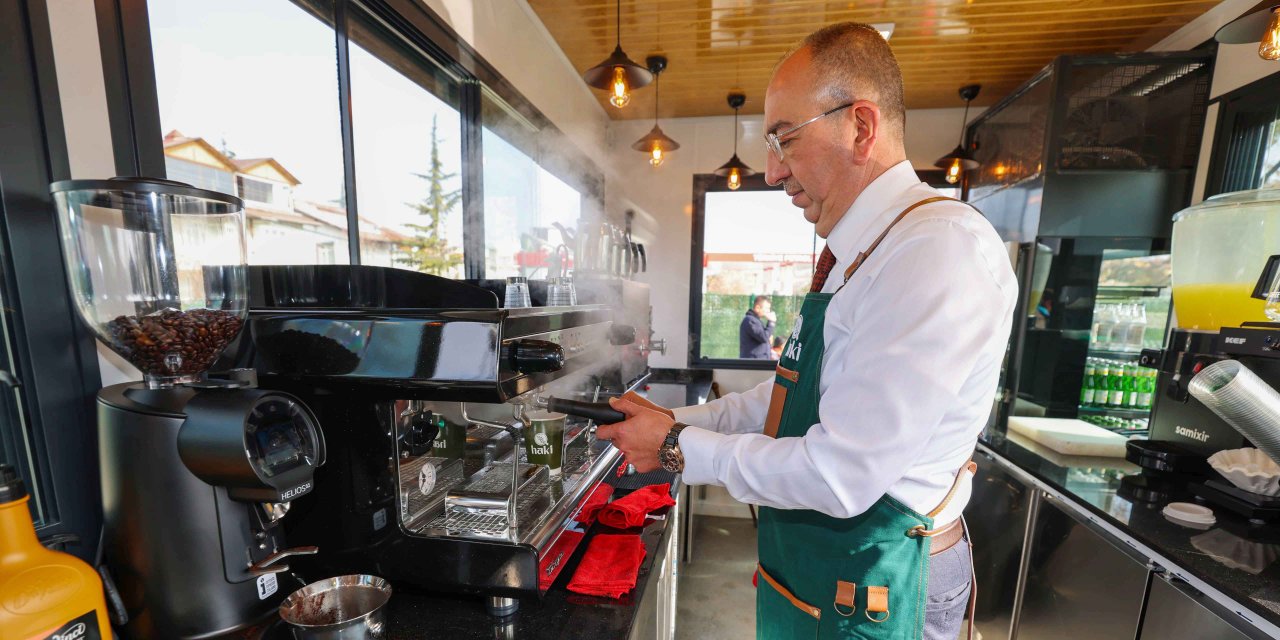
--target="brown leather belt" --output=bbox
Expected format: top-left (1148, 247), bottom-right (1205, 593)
top-left (927, 518), bottom-right (965, 556)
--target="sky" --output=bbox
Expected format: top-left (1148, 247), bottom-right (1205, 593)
top-left (147, 0), bottom-right (578, 258)
top-left (705, 190), bottom-right (817, 254)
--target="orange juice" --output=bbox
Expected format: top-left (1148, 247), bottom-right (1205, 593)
top-left (1172, 283), bottom-right (1269, 330)
top-left (0, 464), bottom-right (110, 640)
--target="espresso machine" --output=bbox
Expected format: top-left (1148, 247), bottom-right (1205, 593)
top-left (228, 265), bottom-right (645, 615)
top-left (51, 179), bottom-right (326, 638)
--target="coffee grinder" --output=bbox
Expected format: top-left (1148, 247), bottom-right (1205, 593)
top-left (51, 179), bottom-right (327, 639)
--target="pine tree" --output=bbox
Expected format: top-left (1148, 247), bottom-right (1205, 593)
top-left (397, 115), bottom-right (462, 274)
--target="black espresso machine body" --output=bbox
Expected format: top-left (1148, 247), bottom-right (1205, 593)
top-left (97, 382), bottom-right (325, 639)
top-left (230, 266), bottom-right (643, 601)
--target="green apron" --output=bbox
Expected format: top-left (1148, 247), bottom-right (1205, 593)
top-left (755, 197), bottom-right (972, 639)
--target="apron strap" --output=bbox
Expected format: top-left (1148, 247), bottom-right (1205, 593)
top-left (839, 195), bottom-right (963, 287)
top-left (926, 458), bottom-right (978, 520)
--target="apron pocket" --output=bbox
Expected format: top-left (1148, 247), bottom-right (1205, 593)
top-left (820, 549), bottom-right (925, 639)
top-left (756, 564), bottom-right (820, 639)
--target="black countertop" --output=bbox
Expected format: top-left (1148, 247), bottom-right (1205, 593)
top-left (245, 375), bottom-right (713, 640)
top-left (979, 432), bottom-right (1280, 634)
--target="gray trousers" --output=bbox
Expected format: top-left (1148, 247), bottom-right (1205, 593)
top-left (925, 535), bottom-right (973, 640)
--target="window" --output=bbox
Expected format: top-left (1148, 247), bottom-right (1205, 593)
top-left (118, 0), bottom-right (603, 280)
top-left (1208, 73), bottom-right (1280, 196)
top-left (237, 176), bottom-right (275, 205)
top-left (689, 174), bottom-right (816, 369)
top-left (347, 4), bottom-right (464, 275)
top-left (481, 90), bottom-right (584, 279)
top-left (147, 0), bottom-right (349, 265)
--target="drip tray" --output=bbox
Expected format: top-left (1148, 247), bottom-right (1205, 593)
top-left (424, 463), bottom-right (551, 538)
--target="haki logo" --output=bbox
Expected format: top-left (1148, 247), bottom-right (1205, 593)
top-left (784, 315), bottom-right (805, 360)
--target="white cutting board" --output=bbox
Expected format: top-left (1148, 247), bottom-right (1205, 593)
top-left (1007, 417), bottom-right (1128, 457)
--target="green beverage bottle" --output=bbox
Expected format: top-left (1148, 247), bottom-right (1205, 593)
top-left (1106, 361), bottom-right (1123, 407)
top-left (1123, 363), bottom-right (1138, 408)
top-left (1080, 357), bottom-right (1097, 407)
top-left (1137, 368), bottom-right (1155, 410)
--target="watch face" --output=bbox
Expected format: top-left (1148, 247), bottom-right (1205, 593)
top-left (659, 447), bottom-right (683, 472)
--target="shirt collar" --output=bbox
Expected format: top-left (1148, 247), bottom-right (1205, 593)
top-left (825, 160), bottom-right (921, 264)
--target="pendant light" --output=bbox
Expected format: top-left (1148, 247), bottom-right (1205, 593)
top-left (583, 0), bottom-right (653, 108)
top-left (1215, 5), bottom-right (1280, 61)
top-left (631, 56), bottom-right (680, 166)
top-left (934, 84), bottom-right (981, 185)
top-left (714, 93), bottom-right (754, 190)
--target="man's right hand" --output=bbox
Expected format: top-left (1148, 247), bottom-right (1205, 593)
top-left (764, 310), bottom-right (778, 324)
top-left (619, 390), bottom-right (674, 418)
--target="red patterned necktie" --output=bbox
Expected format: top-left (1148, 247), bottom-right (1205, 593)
top-left (810, 245), bottom-right (837, 292)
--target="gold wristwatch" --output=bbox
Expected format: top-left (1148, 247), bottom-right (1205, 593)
top-left (658, 422), bottom-right (688, 473)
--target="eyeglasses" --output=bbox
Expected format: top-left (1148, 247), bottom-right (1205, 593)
top-left (764, 103), bottom-right (854, 161)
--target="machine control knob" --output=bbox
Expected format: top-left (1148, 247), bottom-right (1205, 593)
top-left (508, 339), bottom-right (564, 374)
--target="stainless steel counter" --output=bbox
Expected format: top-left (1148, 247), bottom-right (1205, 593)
top-left (971, 434), bottom-right (1280, 640)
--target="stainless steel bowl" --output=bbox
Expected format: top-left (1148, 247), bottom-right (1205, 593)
top-left (279, 575), bottom-right (392, 640)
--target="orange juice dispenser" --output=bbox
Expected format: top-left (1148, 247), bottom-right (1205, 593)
top-left (1171, 188), bottom-right (1280, 330)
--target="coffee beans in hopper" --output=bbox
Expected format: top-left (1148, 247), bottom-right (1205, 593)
top-left (106, 308), bottom-right (244, 376)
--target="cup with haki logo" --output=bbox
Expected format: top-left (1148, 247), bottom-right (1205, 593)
top-left (523, 410), bottom-right (566, 477)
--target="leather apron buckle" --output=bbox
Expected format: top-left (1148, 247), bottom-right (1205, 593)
top-left (865, 585), bottom-right (890, 623)
top-left (833, 580), bottom-right (856, 617)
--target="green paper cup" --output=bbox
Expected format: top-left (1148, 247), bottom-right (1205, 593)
top-left (432, 419), bottom-right (466, 460)
top-left (524, 410), bottom-right (565, 477)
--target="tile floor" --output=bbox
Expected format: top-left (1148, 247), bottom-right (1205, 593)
top-left (675, 515), bottom-right (758, 640)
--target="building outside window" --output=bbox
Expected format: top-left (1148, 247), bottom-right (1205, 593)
top-left (147, 0), bottom-right (357, 264)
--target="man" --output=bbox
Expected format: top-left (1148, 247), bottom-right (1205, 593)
top-left (597, 22), bottom-right (1017, 640)
top-left (739, 295), bottom-right (776, 359)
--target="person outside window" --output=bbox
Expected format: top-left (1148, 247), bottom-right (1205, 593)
top-left (738, 295), bottom-right (776, 359)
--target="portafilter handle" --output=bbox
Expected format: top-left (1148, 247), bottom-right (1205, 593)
top-left (247, 545), bottom-right (318, 577)
top-left (546, 397), bottom-right (625, 424)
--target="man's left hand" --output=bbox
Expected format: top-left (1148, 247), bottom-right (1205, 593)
top-left (595, 396), bottom-right (676, 473)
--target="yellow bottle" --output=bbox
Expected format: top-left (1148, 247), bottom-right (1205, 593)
top-left (0, 464), bottom-right (110, 640)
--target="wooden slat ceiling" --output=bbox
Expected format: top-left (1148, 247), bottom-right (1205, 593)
top-left (525, 0), bottom-right (1221, 119)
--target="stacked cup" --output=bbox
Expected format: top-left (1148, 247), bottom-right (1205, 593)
top-left (547, 277), bottom-right (577, 307)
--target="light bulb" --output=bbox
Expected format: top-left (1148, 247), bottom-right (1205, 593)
top-left (650, 146), bottom-right (664, 167)
top-left (609, 66), bottom-right (630, 108)
top-left (1261, 8), bottom-right (1280, 61)
top-left (945, 158), bottom-right (962, 184)
top-left (728, 168), bottom-right (742, 190)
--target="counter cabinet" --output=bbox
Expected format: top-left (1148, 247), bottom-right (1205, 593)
top-left (967, 446), bottom-right (1275, 640)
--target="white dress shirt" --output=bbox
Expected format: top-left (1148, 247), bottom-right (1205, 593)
top-left (673, 160), bottom-right (1017, 526)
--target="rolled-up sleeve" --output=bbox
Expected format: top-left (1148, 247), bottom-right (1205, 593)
top-left (676, 219), bottom-right (1009, 519)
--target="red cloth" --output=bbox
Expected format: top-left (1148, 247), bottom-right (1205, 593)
top-left (567, 534), bottom-right (647, 598)
top-left (575, 483), bottom-right (615, 525)
top-left (597, 483), bottom-right (675, 530)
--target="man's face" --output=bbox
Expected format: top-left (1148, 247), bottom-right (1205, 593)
top-left (763, 49), bottom-right (865, 238)
top-left (756, 300), bottom-right (771, 316)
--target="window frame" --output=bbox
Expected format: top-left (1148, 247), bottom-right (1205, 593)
top-left (687, 172), bottom-right (804, 371)
top-left (1205, 70), bottom-right (1280, 198)
top-left (1, 0), bottom-right (104, 558)
top-left (98, 0), bottom-right (604, 279)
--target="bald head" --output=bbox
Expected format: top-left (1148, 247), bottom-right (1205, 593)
top-left (781, 23), bottom-right (906, 142)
